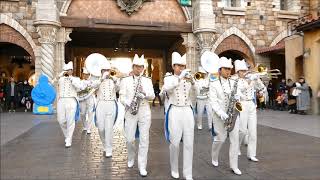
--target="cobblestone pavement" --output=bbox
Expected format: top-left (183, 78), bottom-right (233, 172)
top-left (1, 108), bottom-right (320, 180)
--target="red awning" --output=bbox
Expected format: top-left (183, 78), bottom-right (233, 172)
top-left (256, 41), bottom-right (285, 54)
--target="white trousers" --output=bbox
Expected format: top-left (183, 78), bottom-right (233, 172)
top-left (124, 105), bottom-right (151, 170)
top-left (96, 100), bottom-right (117, 154)
top-left (239, 100), bottom-right (257, 158)
top-left (196, 98), bottom-right (213, 129)
top-left (211, 116), bottom-right (240, 169)
top-left (80, 96), bottom-right (95, 131)
top-left (168, 106), bottom-right (194, 178)
top-left (57, 98), bottom-right (77, 143)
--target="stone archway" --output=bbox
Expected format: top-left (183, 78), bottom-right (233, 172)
top-left (0, 14), bottom-right (37, 60)
top-left (0, 24), bottom-right (35, 60)
top-left (214, 35), bottom-right (254, 66)
top-left (212, 27), bottom-right (255, 54)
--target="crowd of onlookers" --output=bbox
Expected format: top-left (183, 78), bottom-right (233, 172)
top-left (0, 77), bottom-right (33, 113)
top-left (256, 76), bottom-right (313, 115)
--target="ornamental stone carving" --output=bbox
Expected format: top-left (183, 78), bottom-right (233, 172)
top-left (37, 26), bottom-right (58, 44)
top-left (116, 0), bottom-right (150, 15)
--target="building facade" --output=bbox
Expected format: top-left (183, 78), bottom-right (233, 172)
top-left (0, 0), bottom-right (319, 113)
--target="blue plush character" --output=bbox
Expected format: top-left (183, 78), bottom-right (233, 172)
top-left (31, 74), bottom-right (56, 114)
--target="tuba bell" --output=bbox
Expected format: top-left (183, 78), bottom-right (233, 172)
top-left (200, 51), bottom-right (220, 81)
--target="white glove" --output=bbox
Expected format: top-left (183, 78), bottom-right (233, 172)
top-left (249, 74), bottom-right (259, 81)
top-left (58, 71), bottom-right (67, 77)
top-left (234, 93), bottom-right (241, 101)
top-left (102, 71), bottom-right (110, 79)
top-left (218, 111), bottom-right (229, 121)
top-left (110, 76), bottom-right (118, 83)
top-left (137, 92), bottom-right (146, 99)
top-left (179, 69), bottom-right (189, 79)
top-left (83, 80), bottom-right (93, 88)
top-left (124, 99), bottom-right (131, 108)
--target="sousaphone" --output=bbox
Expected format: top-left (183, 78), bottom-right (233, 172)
top-left (78, 53), bottom-right (109, 101)
top-left (200, 51), bottom-right (220, 81)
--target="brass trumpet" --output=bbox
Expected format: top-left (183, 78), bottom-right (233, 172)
top-left (194, 72), bottom-right (206, 80)
top-left (110, 69), bottom-right (117, 77)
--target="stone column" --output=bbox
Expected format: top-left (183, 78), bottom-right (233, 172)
top-left (34, 0), bottom-right (61, 81)
top-left (56, 27), bottom-right (72, 77)
top-left (34, 25), bottom-right (59, 81)
top-left (181, 33), bottom-right (197, 73)
top-left (192, 0), bottom-right (217, 70)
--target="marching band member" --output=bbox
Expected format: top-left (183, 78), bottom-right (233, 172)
top-left (93, 60), bottom-right (120, 158)
top-left (195, 66), bottom-right (213, 130)
top-left (79, 67), bottom-right (95, 134)
top-left (57, 61), bottom-right (86, 148)
top-left (119, 54), bottom-right (155, 177)
top-left (234, 60), bottom-right (265, 162)
top-left (163, 52), bottom-right (197, 180)
top-left (209, 57), bottom-right (242, 175)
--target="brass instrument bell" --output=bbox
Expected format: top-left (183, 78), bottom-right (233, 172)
top-left (194, 72), bottom-right (205, 80)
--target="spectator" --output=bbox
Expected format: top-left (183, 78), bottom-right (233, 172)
top-left (257, 90), bottom-right (266, 110)
top-left (0, 87), bottom-right (4, 112)
top-left (287, 79), bottom-right (297, 114)
top-left (267, 81), bottom-right (275, 109)
top-left (21, 80), bottom-right (33, 112)
top-left (5, 77), bottom-right (18, 112)
top-left (295, 76), bottom-right (310, 115)
top-left (152, 80), bottom-right (162, 106)
top-left (278, 78), bottom-right (287, 93)
top-left (275, 90), bottom-right (285, 111)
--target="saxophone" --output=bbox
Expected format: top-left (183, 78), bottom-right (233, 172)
top-left (224, 77), bottom-right (242, 132)
top-left (128, 75), bottom-right (143, 115)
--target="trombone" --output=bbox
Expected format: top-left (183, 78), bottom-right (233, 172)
top-left (246, 64), bottom-right (282, 79)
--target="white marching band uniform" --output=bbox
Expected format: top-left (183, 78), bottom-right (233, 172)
top-left (195, 66), bottom-right (213, 130)
top-left (92, 61), bottom-right (120, 158)
top-left (160, 72), bottom-right (172, 114)
top-left (57, 61), bottom-right (87, 147)
top-left (235, 60), bottom-right (265, 161)
top-left (209, 57), bottom-right (242, 175)
top-left (119, 55), bottom-right (155, 176)
top-left (163, 53), bottom-right (196, 180)
top-left (79, 68), bottom-right (95, 134)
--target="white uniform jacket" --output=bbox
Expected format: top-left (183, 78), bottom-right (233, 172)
top-left (209, 77), bottom-right (241, 119)
top-left (119, 75), bottom-right (155, 107)
top-left (58, 76), bottom-right (87, 98)
top-left (236, 75), bottom-right (265, 102)
top-left (163, 75), bottom-right (197, 107)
